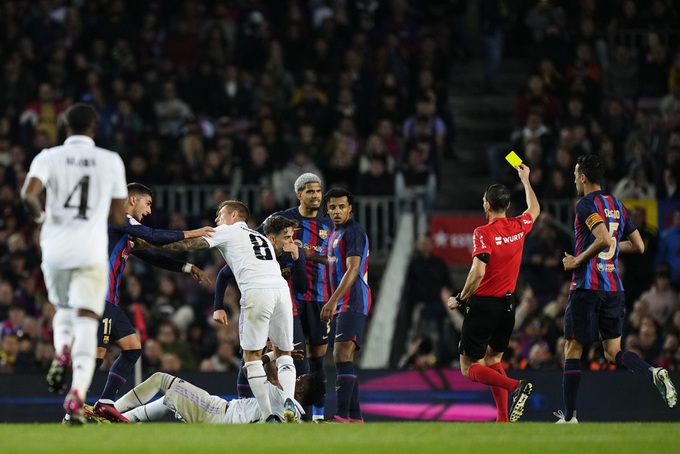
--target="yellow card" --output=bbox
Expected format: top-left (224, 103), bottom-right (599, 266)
top-left (505, 151), bottom-right (523, 168)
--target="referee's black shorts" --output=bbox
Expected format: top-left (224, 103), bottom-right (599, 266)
top-left (459, 294), bottom-right (516, 360)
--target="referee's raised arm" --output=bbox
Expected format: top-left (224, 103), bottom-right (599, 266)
top-left (517, 164), bottom-right (540, 221)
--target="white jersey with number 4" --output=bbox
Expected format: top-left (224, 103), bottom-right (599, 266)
top-left (26, 135), bottom-right (128, 269)
top-left (204, 221), bottom-right (288, 291)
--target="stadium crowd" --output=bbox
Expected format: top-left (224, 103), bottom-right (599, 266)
top-left (0, 0), bottom-right (458, 374)
top-left (1, 0), bottom-right (680, 379)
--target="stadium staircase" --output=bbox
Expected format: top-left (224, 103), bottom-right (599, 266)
top-left (435, 57), bottom-right (530, 213)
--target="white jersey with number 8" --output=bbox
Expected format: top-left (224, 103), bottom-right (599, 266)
top-left (26, 135), bottom-right (128, 269)
top-left (204, 221), bottom-right (288, 291)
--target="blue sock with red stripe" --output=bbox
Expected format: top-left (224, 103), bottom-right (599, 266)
top-left (309, 356), bottom-right (326, 419)
top-left (563, 359), bottom-right (581, 421)
top-left (100, 349), bottom-right (141, 401)
top-left (616, 350), bottom-right (653, 381)
top-left (335, 361), bottom-right (355, 419)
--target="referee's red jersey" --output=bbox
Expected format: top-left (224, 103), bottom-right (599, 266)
top-left (471, 212), bottom-right (534, 297)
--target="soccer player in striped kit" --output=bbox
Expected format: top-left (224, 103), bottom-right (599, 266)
top-left (556, 155), bottom-right (677, 423)
top-left (85, 183), bottom-right (211, 423)
top-left (320, 187), bottom-right (372, 423)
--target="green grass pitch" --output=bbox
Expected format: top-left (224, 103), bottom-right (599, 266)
top-left (1, 422), bottom-right (678, 454)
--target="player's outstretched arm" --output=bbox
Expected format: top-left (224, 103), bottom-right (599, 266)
top-left (159, 237), bottom-right (211, 252)
top-left (184, 226), bottom-right (215, 239)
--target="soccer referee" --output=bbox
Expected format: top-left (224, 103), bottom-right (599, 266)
top-left (447, 163), bottom-right (540, 422)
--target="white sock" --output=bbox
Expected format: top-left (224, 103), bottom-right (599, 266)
top-left (244, 360), bottom-right (272, 417)
top-left (69, 316), bottom-right (99, 398)
top-left (123, 399), bottom-right (171, 422)
top-left (276, 355), bottom-right (296, 401)
top-left (52, 307), bottom-right (75, 355)
top-left (115, 372), bottom-right (175, 412)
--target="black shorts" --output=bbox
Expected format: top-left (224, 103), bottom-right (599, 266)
top-left (564, 289), bottom-right (625, 344)
top-left (329, 311), bottom-right (367, 350)
top-left (292, 314), bottom-right (305, 352)
top-left (98, 303), bottom-right (137, 349)
top-left (297, 300), bottom-right (331, 346)
top-left (459, 294), bottom-right (516, 360)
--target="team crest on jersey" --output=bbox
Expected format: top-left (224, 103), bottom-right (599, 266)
top-left (103, 335), bottom-right (109, 345)
top-left (319, 230), bottom-right (328, 239)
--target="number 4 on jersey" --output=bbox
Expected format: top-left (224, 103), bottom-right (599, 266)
top-left (64, 176), bottom-right (90, 220)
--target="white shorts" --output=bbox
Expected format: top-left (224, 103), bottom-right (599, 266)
top-left (238, 288), bottom-right (293, 351)
top-left (164, 378), bottom-right (228, 424)
top-left (42, 262), bottom-right (108, 316)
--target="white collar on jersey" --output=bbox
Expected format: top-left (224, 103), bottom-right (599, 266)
top-left (64, 135), bottom-right (95, 146)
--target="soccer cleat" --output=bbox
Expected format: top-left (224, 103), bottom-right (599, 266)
top-left (283, 398), bottom-right (296, 423)
top-left (63, 389), bottom-right (87, 426)
top-left (83, 404), bottom-right (111, 424)
top-left (553, 410), bottom-right (578, 424)
top-left (324, 415), bottom-right (350, 423)
top-left (91, 401), bottom-right (130, 423)
top-left (265, 414), bottom-right (282, 423)
top-left (62, 414), bottom-right (87, 426)
top-left (47, 346), bottom-right (71, 394)
top-left (653, 367), bottom-right (678, 408)
top-left (509, 380), bottom-right (532, 422)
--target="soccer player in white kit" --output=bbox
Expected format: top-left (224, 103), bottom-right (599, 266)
top-left (112, 368), bottom-right (325, 424)
top-left (20, 103), bottom-right (128, 425)
top-left (157, 200), bottom-right (296, 421)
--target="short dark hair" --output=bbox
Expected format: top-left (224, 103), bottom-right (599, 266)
top-left (263, 215), bottom-right (298, 236)
top-left (65, 103), bottom-right (98, 134)
top-left (321, 187), bottom-right (354, 214)
top-left (298, 374), bottom-right (326, 407)
top-left (127, 182), bottom-right (153, 198)
top-left (216, 200), bottom-right (250, 222)
top-left (576, 154), bottom-right (604, 186)
top-left (484, 184), bottom-right (511, 213)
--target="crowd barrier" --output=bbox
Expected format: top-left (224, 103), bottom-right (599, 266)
top-left (2, 369), bottom-right (678, 423)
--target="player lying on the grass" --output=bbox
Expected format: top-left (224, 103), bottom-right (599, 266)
top-left (86, 352), bottom-right (325, 424)
top-left (112, 371), bottom-right (323, 424)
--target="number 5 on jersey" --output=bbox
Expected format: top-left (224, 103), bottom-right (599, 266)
top-left (598, 222), bottom-right (619, 260)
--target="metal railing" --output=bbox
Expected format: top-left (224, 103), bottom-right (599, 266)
top-left (151, 184), bottom-right (427, 258)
